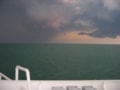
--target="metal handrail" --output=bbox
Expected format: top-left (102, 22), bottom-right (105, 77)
top-left (0, 72), bottom-right (11, 80)
top-left (15, 65), bottom-right (31, 90)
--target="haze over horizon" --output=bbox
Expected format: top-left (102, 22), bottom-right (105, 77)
top-left (0, 0), bottom-right (120, 44)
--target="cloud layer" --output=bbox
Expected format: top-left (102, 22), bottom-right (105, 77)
top-left (0, 0), bottom-right (120, 43)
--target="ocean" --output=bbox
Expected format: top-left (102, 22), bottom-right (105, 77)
top-left (0, 44), bottom-right (120, 80)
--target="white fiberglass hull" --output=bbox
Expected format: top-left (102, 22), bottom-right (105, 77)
top-left (0, 80), bottom-right (120, 90)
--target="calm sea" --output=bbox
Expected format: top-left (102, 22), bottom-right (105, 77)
top-left (0, 44), bottom-right (120, 80)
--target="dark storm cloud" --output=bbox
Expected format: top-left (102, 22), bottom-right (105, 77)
top-left (78, 0), bottom-right (120, 38)
top-left (87, 14), bottom-right (120, 38)
top-left (0, 0), bottom-right (59, 42)
top-left (0, 0), bottom-right (120, 43)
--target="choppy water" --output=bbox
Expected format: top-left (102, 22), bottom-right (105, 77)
top-left (0, 44), bottom-right (120, 80)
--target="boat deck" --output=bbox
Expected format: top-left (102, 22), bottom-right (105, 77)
top-left (0, 80), bottom-right (120, 90)
top-left (0, 65), bottom-right (120, 90)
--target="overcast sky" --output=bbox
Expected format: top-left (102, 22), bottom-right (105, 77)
top-left (0, 0), bottom-right (120, 44)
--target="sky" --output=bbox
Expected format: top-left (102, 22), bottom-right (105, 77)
top-left (0, 0), bottom-right (120, 44)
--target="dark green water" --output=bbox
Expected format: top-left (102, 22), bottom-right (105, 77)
top-left (0, 44), bottom-right (120, 80)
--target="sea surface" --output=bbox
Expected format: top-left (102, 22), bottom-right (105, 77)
top-left (0, 44), bottom-right (120, 80)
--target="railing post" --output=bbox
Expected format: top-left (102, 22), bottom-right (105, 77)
top-left (0, 74), bottom-right (1, 80)
top-left (15, 65), bottom-right (31, 90)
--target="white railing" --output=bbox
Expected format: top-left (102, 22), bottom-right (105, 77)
top-left (0, 72), bottom-right (11, 80)
top-left (15, 65), bottom-right (31, 90)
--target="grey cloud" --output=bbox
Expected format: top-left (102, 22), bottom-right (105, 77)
top-left (0, 0), bottom-right (60, 43)
top-left (69, 0), bottom-right (120, 38)
top-left (103, 0), bottom-right (120, 11)
top-left (89, 14), bottom-right (120, 38)
top-left (0, 0), bottom-right (120, 43)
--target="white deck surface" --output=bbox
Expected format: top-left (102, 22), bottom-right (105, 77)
top-left (0, 80), bottom-right (120, 90)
